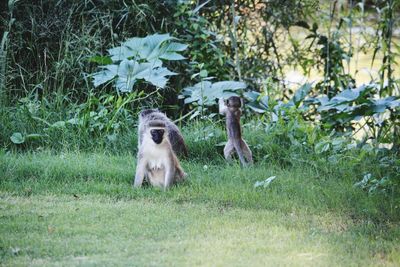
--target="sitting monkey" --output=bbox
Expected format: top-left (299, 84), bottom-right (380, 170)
top-left (133, 120), bottom-right (186, 189)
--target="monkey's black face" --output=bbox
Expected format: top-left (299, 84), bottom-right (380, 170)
top-left (227, 96), bottom-right (241, 108)
top-left (150, 129), bottom-right (165, 144)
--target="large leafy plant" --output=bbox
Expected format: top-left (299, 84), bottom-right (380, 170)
top-left (181, 80), bottom-right (247, 106)
top-left (306, 84), bottom-right (400, 132)
top-left (179, 77), bottom-right (246, 119)
top-left (243, 83), bottom-right (313, 122)
top-left (91, 33), bottom-right (187, 92)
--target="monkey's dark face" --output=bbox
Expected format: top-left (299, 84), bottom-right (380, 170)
top-left (226, 96), bottom-right (241, 108)
top-left (150, 129), bottom-right (165, 144)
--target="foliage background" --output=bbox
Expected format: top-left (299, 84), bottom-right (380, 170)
top-left (0, 2), bottom-right (399, 264)
top-left (0, 0), bottom-right (399, 191)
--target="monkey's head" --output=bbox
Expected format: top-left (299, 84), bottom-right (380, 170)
top-left (148, 120), bottom-right (167, 145)
top-left (226, 96), bottom-right (242, 110)
top-left (140, 109), bottom-right (159, 119)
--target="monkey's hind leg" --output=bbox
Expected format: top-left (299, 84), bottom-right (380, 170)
top-left (176, 166), bottom-right (187, 182)
top-left (170, 152), bottom-right (187, 184)
top-left (241, 139), bottom-right (253, 165)
top-left (223, 140), bottom-right (235, 162)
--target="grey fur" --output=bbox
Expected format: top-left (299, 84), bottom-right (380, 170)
top-left (220, 96), bottom-right (253, 166)
top-left (138, 109), bottom-right (189, 157)
top-left (133, 123), bottom-right (186, 189)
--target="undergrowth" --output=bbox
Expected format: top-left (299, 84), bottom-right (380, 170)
top-left (0, 90), bottom-right (399, 228)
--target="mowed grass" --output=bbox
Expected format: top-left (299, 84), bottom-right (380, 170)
top-left (0, 151), bottom-right (399, 266)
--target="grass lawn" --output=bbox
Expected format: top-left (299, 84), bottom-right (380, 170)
top-left (1, 151), bottom-right (399, 266)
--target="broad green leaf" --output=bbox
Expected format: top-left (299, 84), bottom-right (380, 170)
top-left (92, 65), bottom-right (119, 87)
top-left (193, 0), bottom-right (211, 13)
top-left (143, 67), bottom-right (176, 88)
top-left (108, 46), bottom-right (137, 62)
top-left (354, 173), bottom-right (372, 188)
top-left (94, 33), bottom-right (187, 92)
top-left (222, 91), bottom-right (239, 99)
top-left (10, 132), bottom-right (25, 144)
top-left (182, 81), bottom-right (212, 105)
top-left (159, 52), bottom-right (186, 61)
top-left (247, 102), bottom-right (266, 113)
top-left (254, 176), bottom-right (277, 188)
top-left (189, 109), bottom-right (201, 120)
top-left (372, 97), bottom-right (400, 113)
top-left (139, 33), bottom-right (174, 61)
top-left (260, 96), bottom-right (269, 108)
top-left (212, 81), bottom-right (246, 91)
top-left (108, 36), bottom-right (146, 61)
top-left (159, 42), bottom-right (188, 61)
top-left (199, 70), bottom-right (208, 78)
top-left (115, 60), bottom-right (151, 92)
top-left (388, 99), bottom-right (400, 109)
top-left (88, 55), bottom-right (112, 65)
top-left (164, 42), bottom-right (188, 52)
top-left (292, 82), bottom-right (313, 107)
top-left (243, 91), bottom-right (260, 102)
top-left (315, 140), bottom-right (330, 154)
top-left (331, 89), bottom-right (360, 103)
top-left (115, 59), bottom-right (175, 92)
top-left (123, 37), bottom-right (144, 50)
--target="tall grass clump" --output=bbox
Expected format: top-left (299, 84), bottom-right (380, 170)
top-left (5, 1), bottom-right (181, 102)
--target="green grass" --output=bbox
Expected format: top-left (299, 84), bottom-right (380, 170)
top-left (1, 151), bottom-right (399, 266)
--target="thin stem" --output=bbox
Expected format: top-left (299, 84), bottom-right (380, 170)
top-left (173, 109), bottom-right (196, 124)
top-left (386, 0), bottom-right (394, 93)
top-left (230, 0), bottom-right (241, 81)
top-left (347, 0), bottom-right (353, 75)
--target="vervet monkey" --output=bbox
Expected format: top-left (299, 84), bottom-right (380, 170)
top-left (219, 96), bottom-right (253, 166)
top-left (138, 109), bottom-right (188, 157)
top-left (133, 120), bottom-right (186, 189)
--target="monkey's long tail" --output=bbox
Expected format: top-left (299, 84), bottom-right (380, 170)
top-left (233, 139), bottom-right (249, 167)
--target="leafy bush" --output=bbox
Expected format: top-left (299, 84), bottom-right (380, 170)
top-left (172, 2), bottom-right (233, 81)
top-left (91, 34), bottom-right (187, 92)
top-left (1, 94), bottom-right (137, 151)
top-left (306, 83), bottom-right (400, 131)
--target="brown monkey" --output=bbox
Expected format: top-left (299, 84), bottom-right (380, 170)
top-left (138, 109), bottom-right (188, 157)
top-left (219, 96), bottom-right (253, 166)
top-left (133, 120), bottom-right (186, 189)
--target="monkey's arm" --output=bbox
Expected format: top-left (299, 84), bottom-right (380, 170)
top-left (219, 98), bottom-right (227, 115)
top-left (137, 125), bottom-right (144, 146)
top-left (163, 156), bottom-right (176, 189)
top-left (133, 156), bottom-right (147, 187)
